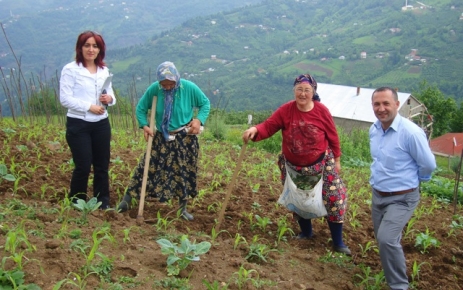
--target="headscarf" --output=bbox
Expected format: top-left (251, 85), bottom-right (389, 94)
top-left (157, 61), bottom-right (181, 141)
top-left (293, 73), bottom-right (321, 102)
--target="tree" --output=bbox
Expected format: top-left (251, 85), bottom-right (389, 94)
top-left (449, 101), bottom-right (463, 133)
top-left (413, 80), bottom-right (457, 137)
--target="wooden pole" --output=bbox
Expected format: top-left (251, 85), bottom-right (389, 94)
top-left (214, 115), bottom-right (252, 232)
top-left (136, 96), bottom-right (157, 225)
top-left (453, 148), bottom-right (463, 215)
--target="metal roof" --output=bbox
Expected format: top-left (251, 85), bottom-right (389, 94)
top-left (317, 83), bottom-right (412, 123)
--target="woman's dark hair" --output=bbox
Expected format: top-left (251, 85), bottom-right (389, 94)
top-left (75, 31), bottom-right (106, 68)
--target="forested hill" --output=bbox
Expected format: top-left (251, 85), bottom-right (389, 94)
top-left (1, 0), bottom-right (463, 113)
top-left (0, 0), bottom-right (263, 77)
top-left (106, 0), bottom-right (463, 111)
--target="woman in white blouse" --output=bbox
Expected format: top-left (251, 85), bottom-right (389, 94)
top-left (59, 31), bottom-right (116, 209)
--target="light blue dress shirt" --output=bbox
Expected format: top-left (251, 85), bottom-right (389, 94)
top-left (369, 114), bottom-right (436, 192)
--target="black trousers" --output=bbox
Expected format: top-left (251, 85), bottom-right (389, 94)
top-left (66, 117), bottom-right (111, 208)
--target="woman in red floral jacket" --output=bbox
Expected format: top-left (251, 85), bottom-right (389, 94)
top-left (242, 73), bottom-right (350, 255)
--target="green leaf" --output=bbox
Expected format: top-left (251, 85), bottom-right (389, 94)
top-left (3, 174), bottom-right (15, 182)
top-left (195, 242), bottom-right (212, 255)
top-left (0, 164), bottom-right (7, 175)
top-left (166, 256), bottom-right (181, 266)
top-left (157, 238), bottom-right (175, 249)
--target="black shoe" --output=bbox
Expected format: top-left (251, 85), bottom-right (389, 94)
top-left (181, 210), bottom-right (194, 221)
top-left (333, 246), bottom-right (351, 256)
top-left (117, 194), bottom-right (132, 213)
top-left (296, 233), bottom-right (313, 240)
top-left (179, 199), bottom-right (194, 221)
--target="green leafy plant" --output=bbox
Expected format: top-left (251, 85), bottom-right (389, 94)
top-left (253, 214), bottom-right (272, 232)
top-left (157, 235), bottom-right (211, 276)
top-left (154, 276), bottom-right (191, 289)
top-left (72, 197), bottom-right (102, 224)
top-left (354, 264), bottom-right (386, 289)
top-left (202, 279), bottom-right (228, 290)
top-left (0, 164), bottom-right (15, 184)
top-left (318, 249), bottom-right (353, 268)
top-left (245, 242), bottom-right (277, 263)
top-left (358, 241), bottom-right (377, 258)
top-left (0, 268), bottom-right (41, 290)
top-left (410, 261), bottom-right (429, 287)
top-left (415, 229), bottom-right (440, 254)
top-left (231, 265), bottom-right (258, 290)
top-left (276, 215), bottom-right (294, 245)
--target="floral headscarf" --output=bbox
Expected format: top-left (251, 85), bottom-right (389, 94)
top-left (293, 73), bottom-right (321, 102)
top-left (157, 61), bottom-right (181, 87)
top-left (157, 61), bottom-right (181, 141)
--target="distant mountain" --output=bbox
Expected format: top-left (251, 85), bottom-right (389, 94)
top-left (104, 0), bottom-right (463, 111)
top-left (1, 0), bottom-right (462, 113)
top-left (0, 0), bottom-right (263, 76)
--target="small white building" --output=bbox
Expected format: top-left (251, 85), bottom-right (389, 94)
top-left (317, 83), bottom-right (430, 134)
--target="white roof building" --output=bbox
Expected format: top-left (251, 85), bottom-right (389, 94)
top-left (316, 83), bottom-right (430, 134)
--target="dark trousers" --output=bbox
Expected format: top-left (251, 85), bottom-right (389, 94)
top-left (66, 117), bottom-right (111, 208)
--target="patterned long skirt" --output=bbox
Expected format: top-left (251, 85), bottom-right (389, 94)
top-left (278, 148), bottom-right (347, 222)
top-left (126, 130), bottom-right (199, 202)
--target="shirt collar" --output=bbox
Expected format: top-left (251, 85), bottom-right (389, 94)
top-left (373, 114), bottom-right (402, 133)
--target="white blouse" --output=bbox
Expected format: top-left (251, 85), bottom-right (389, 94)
top-left (59, 61), bottom-right (116, 122)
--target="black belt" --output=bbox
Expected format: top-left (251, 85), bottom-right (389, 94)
top-left (374, 188), bottom-right (416, 197)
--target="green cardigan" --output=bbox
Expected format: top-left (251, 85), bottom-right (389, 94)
top-left (136, 79), bottom-right (210, 131)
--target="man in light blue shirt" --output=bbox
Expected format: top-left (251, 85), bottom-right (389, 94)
top-left (369, 87), bottom-right (436, 290)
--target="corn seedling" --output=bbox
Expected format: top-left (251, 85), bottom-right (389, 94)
top-left (231, 265), bottom-right (258, 290)
top-left (253, 214), bottom-right (272, 232)
top-left (410, 261), bottom-right (429, 285)
top-left (122, 226), bottom-right (136, 244)
top-left (210, 226), bottom-right (229, 243)
top-left (245, 240), bottom-right (277, 263)
top-left (358, 241), bottom-right (377, 258)
top-left (233, 233), bottom-right (247, 250)
top-left (154, 211), bottom-right (178, 233)
top-left (276, 215), bottom-right (294, 245)
top-left (403, 217), bottom-right (417, 240)
top-left (354, 264), bottom-right (386, 289)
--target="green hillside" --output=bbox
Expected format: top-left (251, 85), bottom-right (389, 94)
top-left (1, 0), bottom-right (462, 113)
top-left (105, 0), bottom-right (463, 111)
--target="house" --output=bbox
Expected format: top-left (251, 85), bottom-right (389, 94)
top-left (317, 83), bottom-right (431, 134)
top-left (360, 51), bottom-right (367, 59)
top-left (430, 133), bottom-right (463, 157)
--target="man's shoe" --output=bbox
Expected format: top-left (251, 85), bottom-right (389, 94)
top-left (333, 246), bottom-right (352, 256)
top-left (117, 194), bottom-right (132, 213)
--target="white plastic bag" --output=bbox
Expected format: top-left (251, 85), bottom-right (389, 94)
top-left (278, 164), bottom-right (327, 219)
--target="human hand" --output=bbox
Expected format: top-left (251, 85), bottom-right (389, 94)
top-left (89, 104), bottom-right (105, 115)
top-left (186, 119), bottom-right (201, 135)
top-left (242, 127), bottom-right (258, 143)
top-left (99, 94), bottom-right (112, 105)
top-left (334, 159), bottom-right (341, 173)
top-left (143, 126), bottom-right (154, 141)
